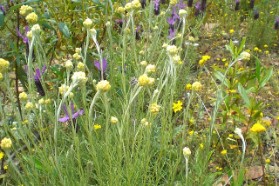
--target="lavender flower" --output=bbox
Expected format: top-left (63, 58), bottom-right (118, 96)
top-left (275, 17), bottom-right (279, 30)
top-left (58, 103), bottom-right (84, 123)
top-left (0, 5), bottom-right (5, 15)
top-left (187, 0), bottom-right (193, 7)
top-left (167, 1), bottom-right (185, 39)
top-left (16, 26), bottom-right (29, 44)
top-left (195, 2), bottom-right (202, 16)
top-left (154, 0), bottom-right (160, 15)
top-left (94, 58), bottom-right (108, 72)
top-left (235, 0), bottom-right (240, 11)
top-left (115, 19), bottom-right (123, 29)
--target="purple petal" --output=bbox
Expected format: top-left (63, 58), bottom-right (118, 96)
top-left (0, 5), bottom-right (6, 14)
top-left (72, 109), bottom-right (84, 119)
top-left (34, 68), bottom-right (41, 81)
top-left (62, 104), bottom-right (69, 117)
top-left (70, 102), bottom-right (75, 114)
top-left (58, 116), bottom-right (70, 122)
top-left (94, 58), bottom-right (108, 72)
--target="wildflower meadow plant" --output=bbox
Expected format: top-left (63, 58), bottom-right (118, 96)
top-left (0, 0), bottom-right (277, 185)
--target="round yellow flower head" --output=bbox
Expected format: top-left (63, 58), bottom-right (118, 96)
top-left (0, 58), bottom-right (10, 72)
top-left (38, 98), bottom-right (45, 105)
top-left (141, 118), bottom-right (150, 126)
top-left (31, 24), bottom-right (41, 33)
top-left (149, 103), bottom-right (161, 114)
top-left (19, 5), bottom-right (33, 16)
top-left (179, 9), bottom-right (187, 17)
top-left (138, 74), bottom-right (150, 86)
top-left (0, 151), bottom-right (4, 160)
top-left (26, 12), bottom-right (38, 24)
top-left (25, 102), bottom-right (34, 110)
top-left (221, 149), bottom-right (227, 155)
top-left (96, 80), bottom-right (111, 92)
top-left (185, 83), bottom-right (192, 91)
top-left (83, 18), bottom-right (93, 28)
top-left (239, 51), bottom-right (250, 61)
top-left (145, 64), bottom-right (156, 73)
top-left (124, 2), bottom-right (133, 11)
top-left (19, 92), bottom-right (28, 101)
top-left (77, 62), bottom-right (85, 71)
top-left (26, 31), bottom-right (33, 39)
top-left (192, 81), bottom-right (202, 92)
top-left (71, 71), bottom-right (87, 85)
top-left (166, 45), bottom-right (178, 56)
top-left (183, 147), bottom-right (191, 157)
top-left (140, 61), bottom-right (148, 67)
top-left (0, 137), bottom-right (12, 149)
top-left (170, 0), bottom-right (178, 6)
top-left (250, 122), bottom-right (266, 133)
top-left (131, 0), bottom-right (141, 9)
top-left (116, 6), bottom-right (125, 14)
top-left (59, 84), bottom-right (69, 95)
top-left (75, 48), bottom-right (81, 53)
top-left (65, 60), bottom-right (73, 70)
top-left (229, 29), bottom-right (235, 34)
top-left (110, 116), bottom-right (119, 124)
top-left (73, 53), bottom-right (81, 60)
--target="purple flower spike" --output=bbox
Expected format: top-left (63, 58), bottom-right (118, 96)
top-left (195, 2), bottom-right (202, 16)
top-left (154, 0), bottom-right (160, 15)
top-left (0, 5), bottom-right (5, 14)
top-left (34, 65), bottom-right (46, 81)
top-left (94, 58), bottom-right (108, 72)
top-left (58, 103), bottom-right (84, 123)
top-left (17, 26), bottom-right (29, 44)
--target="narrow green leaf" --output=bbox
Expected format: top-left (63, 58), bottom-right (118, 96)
top-left (255, 57), bottom-right (261, 81)
top-left (214, 71), bottom-right (230, 87)
top-left (238, 83), bottom-right (251, 107)
top-left (259, 68), bottom-right (273, 88)
top-left (58, 22), bottom-right (71, 38)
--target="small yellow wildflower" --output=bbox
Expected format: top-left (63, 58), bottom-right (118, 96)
top-left (216, 166), bottom-right (223, 171)
top-left (65, 60), bottom-right (73, 70)
top-left (250, 122), bottom-right (266, 133)
top-left (166, 45), bottom-right (179, 56)
top-left (77, 62), bottom-right (85, 71)
top-left (0, 137), bottom-right (12, 149)
top-left (263, 44), bottom-right (268, 48)
top-left (93, 124), bottom-right (101, 130)
top-left (0, 151), bottom-right (4, 159)
top-left (228, 134), bottom-right (234, 138)
top-left (265, 158), bottom-right (270, 164)
top-left (264, 50), bottom-right (269, 55)
top-left (19, 5), bottom-right (33, 16)
top-left (96, 80), bottom-right (111, 92)
top-left (185, 83), bottom-right (192, 91)
top-left (221, 149), bottom-right (227, 155)
top-left (71, 71), bottom-right (88, 85)
top-left (73, 53), bottom-right (81, 60)
top-left (19, 92), bottom-right (28, 101)
top-left (59, 84), bottom-right (69, 95)
top-left (261, 118), bottom-right (271, 127)
top-left (229, 29), bottom-right (235, 34)
top-left (141, 118), bottom-right (150, 126)
top-left (116, 6), bottom-right (125, 14)
top-left (172, 100), bottom-right (183, 113)
top-left (140, 61), bottom-right (148, 67)
top-left (0, 58), bottom-right (10, 72)
top-left (25, 12), bottom-right (38, 24)
top-left (145, 64), bottom-right (156, 73)
top-left (38, 98), bottom-right (45, 105)
top-left (188, 130), bottom-right (194, 136)
top-left (170, 0), bottom-right (178, 6)
top-left (254, 47), bottom-right (259, 52)
top-left (4, 165), bottom-right (8, 170)
top-left (83, 18), bottom-right (93, 28)
top-left (199, 143), bottom-right (204, 149)
top-left (138, 74), bottom-right (152, 87)
top-left (229, 145), bottom-right (238, 149)
top-left (149, 103), bottom-right (161, 114)
top-left (182, 147), bottom-right (191, 157)
top-left (131, 0), bottom-right (141, 9)
top-left (25, 102), bottom-right (34, 110)
top-left (110, 116), bottom-right (118, 124)
top-left (192, 81), bottom-right (202, 92)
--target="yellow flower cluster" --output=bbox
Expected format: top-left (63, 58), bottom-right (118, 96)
top-left (83, 18), bottom-right (93, 29)
top-left (0, 137), bottom-right (12, 149)
top-left (124, 0), bottom-right (141, 11)
top-left (145, 64), bottom-right (156, 73)
top-left (0, 151), bottom-right (4, 159)
top-left (250, 122), bottom-right (266, 133)
top-left (141, 118), bottom-right (150, 126)
top-left (149, 103), bottom-right (161, 114)
top-left (19, 5), bottom-right (33, 16)
top-left (0, 58), bottom-right (10, 72)
top-left (25, 102), bottom-right (34, 110)
top-left (110, 116), bottom-right (119, 124)
top-left (71, 71), bottom-right (88, 85)
top-left (192, 81), bottom-right (202, 92)
top-left (138, 74), bottom-right (155, 87)
top-left (59, 84), bottom-right (70, 95)
top-left (19, 92), bottom-right (28, 101)
top-left (170, 0), bottom-right (178, 6)
top-left (26, 12), bottom-right (38, 24)
top-left (96, 80), bottom-right (111, 92)
top-left (93, 124), bottom-right (102, 130)
top-left (172, 100), bottom-right (183, 113)
top-left (198, 55), bottom-right (211, 66)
